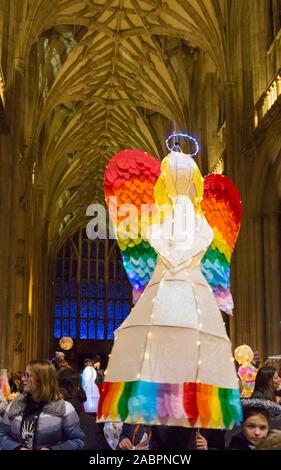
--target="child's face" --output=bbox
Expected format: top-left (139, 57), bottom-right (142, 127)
top-left (242, 413), bottom-right (269, 446)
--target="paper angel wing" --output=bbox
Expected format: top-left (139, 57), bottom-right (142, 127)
top-left (200, 174), bottom-right (242, 314)
top-left (104, 149), bottom-right (160, 301)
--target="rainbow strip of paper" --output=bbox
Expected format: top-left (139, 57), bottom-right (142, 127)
top-left (98, 380), bottom-right (242, 429)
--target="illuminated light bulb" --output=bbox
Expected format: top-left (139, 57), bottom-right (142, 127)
top-left (108, 354), bottom-right (111, 358)
top-left (137, 373), bottom-right (141, 379)
top-left (198, 360), bottom-right (202, 365)
top-left (151, 314), bottom-right (155, 319)
top-left (197, 341), bottom-right (201, 346)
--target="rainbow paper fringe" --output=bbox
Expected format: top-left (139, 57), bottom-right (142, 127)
top-left (200, 174), bottom-right (242, 313)
top-left (98, 380), bottom-right (242, 429)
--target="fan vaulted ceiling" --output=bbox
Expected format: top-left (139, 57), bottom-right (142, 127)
top-left (18, 0), bottom-right (234, 249)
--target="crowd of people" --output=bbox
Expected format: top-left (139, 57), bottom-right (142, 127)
top-left (1, 353), bottom-right (281, 450)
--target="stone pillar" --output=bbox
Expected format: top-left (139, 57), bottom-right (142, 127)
top-left (263, 212), bottom-right (281, 354)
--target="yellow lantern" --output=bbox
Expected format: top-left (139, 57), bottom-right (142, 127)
top-left (59, 336), bottom-right (73, 350)
top-left (234, 344), bottom-right (254, 365)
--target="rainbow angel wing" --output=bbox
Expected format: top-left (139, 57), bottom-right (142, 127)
top-left (200, 174), bottom-right (242, 314)
top-left (104, 149), bottom-right (160, 300)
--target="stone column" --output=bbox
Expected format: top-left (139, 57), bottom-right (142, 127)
top-left (263, 212), bottom-right (281, 354)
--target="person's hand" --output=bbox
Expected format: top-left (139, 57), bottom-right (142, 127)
top-left (195, 433), bottom-right (208, 450)
top-left (119, 438), bottom-right (134, 450)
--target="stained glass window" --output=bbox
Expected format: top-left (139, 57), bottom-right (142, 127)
top-left (53, 231), bottom-right (131, 342)
top-left (54, 319), bottom-right (61, 338)
top-left (80, 319), bottom-right (87, 339)
top-left (81, 299), bottom-right (87, 318)
top-left (108, 300), bottom-right (114, 319)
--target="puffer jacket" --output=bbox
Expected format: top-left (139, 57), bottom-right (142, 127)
top-left (0, 394), bottom-right (85, 450)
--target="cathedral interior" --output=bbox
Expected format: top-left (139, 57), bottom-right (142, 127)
top-left (0, 0), bottom-right (280, 373)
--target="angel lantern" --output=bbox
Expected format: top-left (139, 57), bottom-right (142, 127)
top-left (98, 133), bottom-right (243, 429)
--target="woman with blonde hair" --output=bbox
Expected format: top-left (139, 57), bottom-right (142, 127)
top-left (0, 360), bottom-right (84, 450)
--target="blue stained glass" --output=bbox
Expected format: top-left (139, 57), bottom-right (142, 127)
top-left (72, 259), bottom-right (77, 277)
top-left (89, 300), bottom-right (96, 318)
top-left (62, 319), bottom-right (69, 336)
top-left (108, 301), bottom-right (114, 319)
top-left (117, 281), bottom-right (123, 299)
top-left (117, 281), bottom-right (122, 299)
top-left (122, 302), bottom-right (130, 318)
top-left (115, 318), bottom-right (123, 330)
top-left (64, 259), bottom-right (70, 277)
top-left (99, 260), bottom-right (104, 278)
top-left (82, 259), bottom-right (88, 277)
top-left (54, 319), bottom-right (61, 338)
top-left (89, 281), bottom-right (96, 297)
top-left (90, 261), bottom-right (96, 278)
top-left (81, 299), bottom-right (87, 318)
top-left (70, 301), bottom-right (77, 318)
top-left (55, 278), bottom-right (62, 296)
top-left (116, 301), bottom-right (122, 319)
top-left (80, 279), bottom-right (87, 296)
top-left (109, 281), bottom-right (115, 298)
top-left (64, 282), bottom-right (70, 296)
top-left (71, 278), bottom-right (77, 296)
top-left (80, 320), bottom-right (87, 339)
top-left (97, 320), bottom-right (104, 339)
top-left (63, 301), bottom-right (69, 317)
top-left (123, 282), bottom-right (130, 298)
top-left (98, 300), bottom-right (104, 319)
top-left (107, 321), bottom-right (114, 340)
top-left (98, 279), bottom-right (104, 298)
top-left (70, 319), bottom-right (77, 338)
top-left (89, 320), bottom-right (95, 339)
top-left (55, 301), bottom-right (62, 317)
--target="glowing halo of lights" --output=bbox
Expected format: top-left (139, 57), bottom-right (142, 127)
top-left (165, 131), bottom-right (199, 157)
